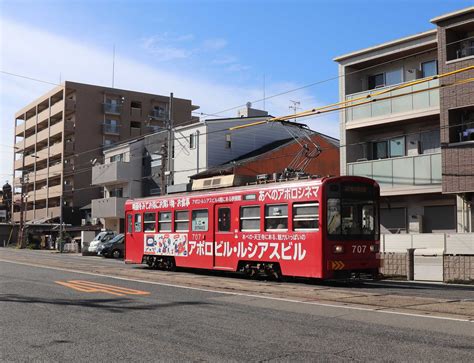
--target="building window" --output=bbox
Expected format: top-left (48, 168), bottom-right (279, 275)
top-left (265, 204), bottom-right (288, 231)
top-left (293, 203), bottom-right (319, 230)
top-left (134, 213), bottom-right (142, 232)
top-left (127, 214), bottom-right (133, 233)
top-left (225, 134), bottom-right (232, 149)
top-left (385, 69), bottom-right (402, 86)
top-left (240, 206), bottom-right (260, 231)
top-left (389, 137), bottom-right (405, 157)
top-left (104, 139), bottom-right (114, 147)
top-left (217, 207), bottom-right (231, 232)
top-left (368, 73), bottom-right (384, 90)
top-left (373, 136), bottom-right (405, 159)
top-left (131, 101), bottom-right (141, 109)
top-left (109, 188), bottom-right (123, 198)
top-left (130, 121), bottom-right (141, 129)
top-left (151, 105), bottom-right (167, 119)
top-left (192, 209), bottom-right (208, 231)
top-left (110, 153), bottom-right (124, 163)
top-left (449, 107), bottom-right (474, 143)
top-left (421, 60), bottom-right (437, 78)
top-left (189, 133), bottom-right (196, 149)
top-left (174, 210), bottom-right (189, 232)
top-left (158, 212), bottom-right (172, 232)
top-left (373, 141), bottom-right (388, 159)
top-left (151, 152), bottom-right (162, 168)
top-left (104, 119), bottom-right (119, 134)
top-left (446, 24), bottom-right (474, 61)
top-left (144, 212), bottom-right (156, 232)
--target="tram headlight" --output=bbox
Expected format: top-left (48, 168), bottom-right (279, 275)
top-left (370, 244), bottom-right (379, 252)
top-left (333, 245), bottom-right (344, 254)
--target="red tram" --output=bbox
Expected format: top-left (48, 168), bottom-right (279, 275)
top-left (124, 176), bottom-right (380, 279)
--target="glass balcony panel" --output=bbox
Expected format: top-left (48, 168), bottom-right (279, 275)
top-left (345, 79), bottom-right (439, 122)
top-left (391, 88), bottom-right (412, 114)
top-left (352, 162), bottom-right (372, 179)
top-left (414, 155), bottom-right (432, 185)
top-left (352, 102), bottom-right (371, 120)
top-left (372, 159), bottom-right (392, 187)
top-left (430, 153), bottom-right (442, 183)
top-left (348, 153), bottom-right (441, 190)
top-left (371, 98), bottom-right (391, 117)
top-left (412, 82), bottom-right (430, 109)
top-left (393, 157), bottom-right (414, 187)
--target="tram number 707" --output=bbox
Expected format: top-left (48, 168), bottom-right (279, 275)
top-left (352, 245), bottom-right (367, 254)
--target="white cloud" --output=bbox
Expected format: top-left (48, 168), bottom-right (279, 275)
top-left (141, 33), bottom-right (195, 61)
top-left (202, 38), bottom-right (227, 50)
top-left (211, 55), bottom-right (237, 65)
top-left (0, 18), bottom-right (338, 181)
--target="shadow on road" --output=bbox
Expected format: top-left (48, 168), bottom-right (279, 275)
top-left (0, 294), bottom-right (210, 313)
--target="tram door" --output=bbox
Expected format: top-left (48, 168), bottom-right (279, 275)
top-left (125, 211), bottom-right (142, 263)
top-left (214, 204), bottom-right (233, 269)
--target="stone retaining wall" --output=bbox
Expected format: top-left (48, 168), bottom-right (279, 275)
top-left (380, 253), bottom-right (407, 277)
top-left (381, 253), bottom-right (474, 282)
top-left (443, 256), bottom-right (474, 282)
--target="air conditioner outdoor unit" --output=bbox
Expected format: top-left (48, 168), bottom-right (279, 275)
top-left (91, 218), bottom-right (98, 225)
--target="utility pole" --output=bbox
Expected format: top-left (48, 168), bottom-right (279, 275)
top-left (18, 173), bottom-right (29, 249)
top-left (159, 144), bottom-right (167, 196)
top-left (59, 194), bottom-right (64, 252)
top-left (289, 100), bottom-right (301, 123)
top-left (166, 92), bottom-right (174, 193)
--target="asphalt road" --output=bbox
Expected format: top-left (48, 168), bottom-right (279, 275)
top-left (1, 254), bottom-right (473, 362)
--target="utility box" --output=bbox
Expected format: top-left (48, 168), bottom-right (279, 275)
top-left (413, 234), bottom-right (445, 281)
top-left (81, 231), bottom-right (97, 253)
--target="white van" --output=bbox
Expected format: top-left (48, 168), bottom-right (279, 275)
top-left (86, 231), bottom-right (116, 255)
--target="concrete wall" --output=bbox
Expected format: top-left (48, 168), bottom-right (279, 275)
top-left (380, 232), bottom-right (474, 282)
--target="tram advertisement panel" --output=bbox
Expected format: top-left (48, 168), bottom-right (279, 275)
top-left (144, 234), bottom-right (188, 256)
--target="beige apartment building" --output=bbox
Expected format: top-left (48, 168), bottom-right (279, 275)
top-left (334, 7), bottom-right (474, 234)
top-left (13, 81), bottom-right (198, 226)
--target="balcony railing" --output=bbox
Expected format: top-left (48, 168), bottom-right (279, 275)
top-left (347, 152), bottom-right (441, 190)
top-left (91, 196), bottom-right (127, 218)
top-left (103, 103), bottom-right (122, 115)
top-left (92, 161), bottom-right (135, 185)
top-left (345, 79), bottom-right (439, 123)
top-left (149, 109), bottom-right (167, 120)
top-left (102, 123), bottom-right (120, 135)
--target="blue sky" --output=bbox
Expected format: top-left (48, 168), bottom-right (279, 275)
top-left (0, 0), bottom-right (472, 179)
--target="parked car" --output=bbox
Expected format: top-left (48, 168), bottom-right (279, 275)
top-left (97, 234), bottom-right (124, 258)
top-left (87, 231), bottom-right (116, 255)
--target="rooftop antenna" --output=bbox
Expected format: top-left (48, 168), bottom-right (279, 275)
top-left (112, 44), bottom-right (115, 88)
top-left (289, 100), bottom-right (301, 122)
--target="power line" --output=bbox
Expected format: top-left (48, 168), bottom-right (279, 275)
top-left (12, 74), bottom-right (473, 184)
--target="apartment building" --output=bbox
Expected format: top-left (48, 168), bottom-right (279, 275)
top-left (90, 131), bottom-right (168, 232)
top-left (13, 81), bottom-right (198, 226)
top-left (334, 7), bottom-right (474, 234)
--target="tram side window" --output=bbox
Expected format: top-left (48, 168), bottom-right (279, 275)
top-left (158, 212), bottom-right (172, 232)
top-left (175, 210), bottom-right (189, 232)
top-left (134, 214), bottom-right (142, 233)
top-left (192, 209), bottom-right (208, 231)
top-left (240, 206), bottom-right (260, 231)
top-left (143, 212), bottom-right (156, 232)
top-left (293, 203), bottom-right (319, 230)
top-left (218, 207), bottom-right (231, 232)
top-left (265, 204), bottom-right (288, 231)
top-left (127, 214), bottom-right (133, 233)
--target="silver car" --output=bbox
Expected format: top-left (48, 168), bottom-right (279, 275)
top-left (87, 231), bottom-right (116, 254)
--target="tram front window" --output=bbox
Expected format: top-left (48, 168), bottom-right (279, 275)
top-left (326, 182), bottom-right (379, 240)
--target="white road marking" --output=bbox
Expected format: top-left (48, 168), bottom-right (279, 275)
top-left (0, 258), bottom-right (472, 323)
